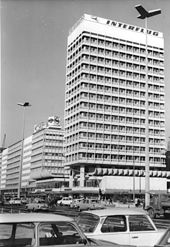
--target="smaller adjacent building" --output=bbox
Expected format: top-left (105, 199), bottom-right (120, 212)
top-left (31, 116), bottom-right (69, 193)
top-left (0, 116), bottom-right (69, 197)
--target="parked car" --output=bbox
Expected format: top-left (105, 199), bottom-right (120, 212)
top-left (0, 213), bottom-right (131, 247)
top-left (144, 193), bottom-right (170, 219)
top-left (77, 198), bottom-right (106, 211)
top-left (155, 228), bottom-right (170, 247)
top-left (8, 198), bottom-right (22, 205)
top-left (25, 199), bottom-right (48, 212)
top-left (76, 207), bottom-right (165, 246)
top-left (20, 198), bottom-right (28, 204)
top-left (70, 198), bottom-right (84, 208)
top-left (57, 197), bottom-right (73, 206)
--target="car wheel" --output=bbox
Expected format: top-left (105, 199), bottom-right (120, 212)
top-left (147, 208), bottom-right (155, 219)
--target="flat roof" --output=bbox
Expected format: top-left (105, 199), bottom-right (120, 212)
top-left (0, 213), bottom-right (73, 223)
top-left (82, 207), bottom-right (147, 217)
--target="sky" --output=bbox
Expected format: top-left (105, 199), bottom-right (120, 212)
top-left (1, 0), bottom-right (170, 147)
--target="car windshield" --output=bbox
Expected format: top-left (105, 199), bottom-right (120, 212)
top-left (76, 213), bottom-right (99, 233)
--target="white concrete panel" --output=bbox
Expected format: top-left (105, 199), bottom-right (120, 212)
top-left (101, 176), bottom-right (167, 192)
top-left (68, 14), bottom-right (163, 48)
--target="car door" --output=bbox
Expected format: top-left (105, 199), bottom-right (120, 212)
top-left (38, 221), bottom-right (88, 246)
top-left (0, 222), bottom-right (35, 246)
top-left (95, 215), bottom-right (130, 245)
top-left (128, 214), bottom-right (159, 246)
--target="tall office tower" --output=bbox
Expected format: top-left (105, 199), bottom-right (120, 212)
top-left (65, 14), bottom-right (165, 188)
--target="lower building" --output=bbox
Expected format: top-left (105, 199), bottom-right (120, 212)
top-left (0, 116), bottom-right (69, 198)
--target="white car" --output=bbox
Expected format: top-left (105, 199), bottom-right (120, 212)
top-left (8, 198), bottom-right (21, 205)
top-left (0, 213), bottom-right (127, 247)
top-left (76, 207), bottom-right (165, 246)
top-left (57, 197), bottom-right (73, 206)
top-left (25, 199), bottom-right (48, 211)
top-left (76, 198), bottom-right (106, 211)
top-left (155, 227), bottom-right (170, 247)
top-left (70, 198), bottom-right (84, 208)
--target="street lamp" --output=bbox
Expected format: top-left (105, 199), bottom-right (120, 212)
top-left (135, 5), bottom-right (161, 207)
top-left (17, 102), bottom-right (31, 198)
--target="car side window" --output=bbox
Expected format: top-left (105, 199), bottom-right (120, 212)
top-left (101, 215), bottom-right (127, 233)
top-left (0, 224), bottom-right (13, 239)
top-left (39, 222), bottom-right (84, 246)
top-left (129, 215), bottom-right (155, 231)
top-left (0, 223), bottom-right (35, 247)
top-left (15, 223), bottom-right (35, 246)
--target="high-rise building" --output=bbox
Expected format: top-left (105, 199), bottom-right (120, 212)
top-left (64, 14), bottom-right (167, 193)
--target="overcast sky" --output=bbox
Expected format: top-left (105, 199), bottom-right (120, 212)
top-left (1, 0), bottom-right (170, 147)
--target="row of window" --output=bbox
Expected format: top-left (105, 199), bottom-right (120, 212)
top-left (68, 53), bottom-right (164, 69)
top-left (68, 42), bottom-right (163, 63)
top-left (65, 125), bottom-right (164, 137)
top-left (68, 33), bottom-right (163, 56)
top-left (66, 84), bottom-right (164, 102)
top-left (66, 132), bottom-right (164, 143)
top-left (67, 75), bottom-right (164, 93)
top-left (66, 92), bottom-right (164, 105)
top-left (66, 153), bottom-right (164, 163)
top-left (66, 101), bottom-right (164, 115)
top-left (66, 81), bottom-right (164, 95)
top-left (68, 61), bottom-right (164, 77)
top-left (67, 71), bottom-right (164, 85)
top-left (67, 53), bottom-right (164, 75)
top-left (66, 102), bottom-right (164, 115)
top-left (67, 102), bottom-right (164, 115)
top-left (66, 112), bottom-right (164, 125)
top-left (67, 142), bottom-right (164, 153)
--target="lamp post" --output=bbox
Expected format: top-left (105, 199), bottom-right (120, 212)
top-left (135, 5), bottom-right (161, 207)
top-left (17, 102), bottom-right (31, 198)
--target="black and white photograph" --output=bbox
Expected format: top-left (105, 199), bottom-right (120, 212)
top-left (1, 0), bottom-right (170, 246)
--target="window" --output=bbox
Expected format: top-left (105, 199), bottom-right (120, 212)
top-left (0, 224), bottom-right (13, 240)
top-left (76, 213), bottom-right (99, 233)
top-left (129, 215), bottom-right (155, 232)
top-left (101, 215), bottom-right (127, 233)
top-left (0, 223), bottom-right (35, 247)
top-left (39, 222), bottom-right (83, 246)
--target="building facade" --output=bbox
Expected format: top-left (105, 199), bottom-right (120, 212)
top-left (0, 137), bottom-right (32, 197)
top-left (64, 14), bottom-right (167, 193)
top-left (31, 116), bottom-right (69, 192)
top-left (0, 116), bottom-right (68, 197)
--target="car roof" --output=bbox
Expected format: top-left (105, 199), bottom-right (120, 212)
top-left (0, 213), bottom-right (74, 223)
top-left (82, 207), bottom-right (148, 217)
